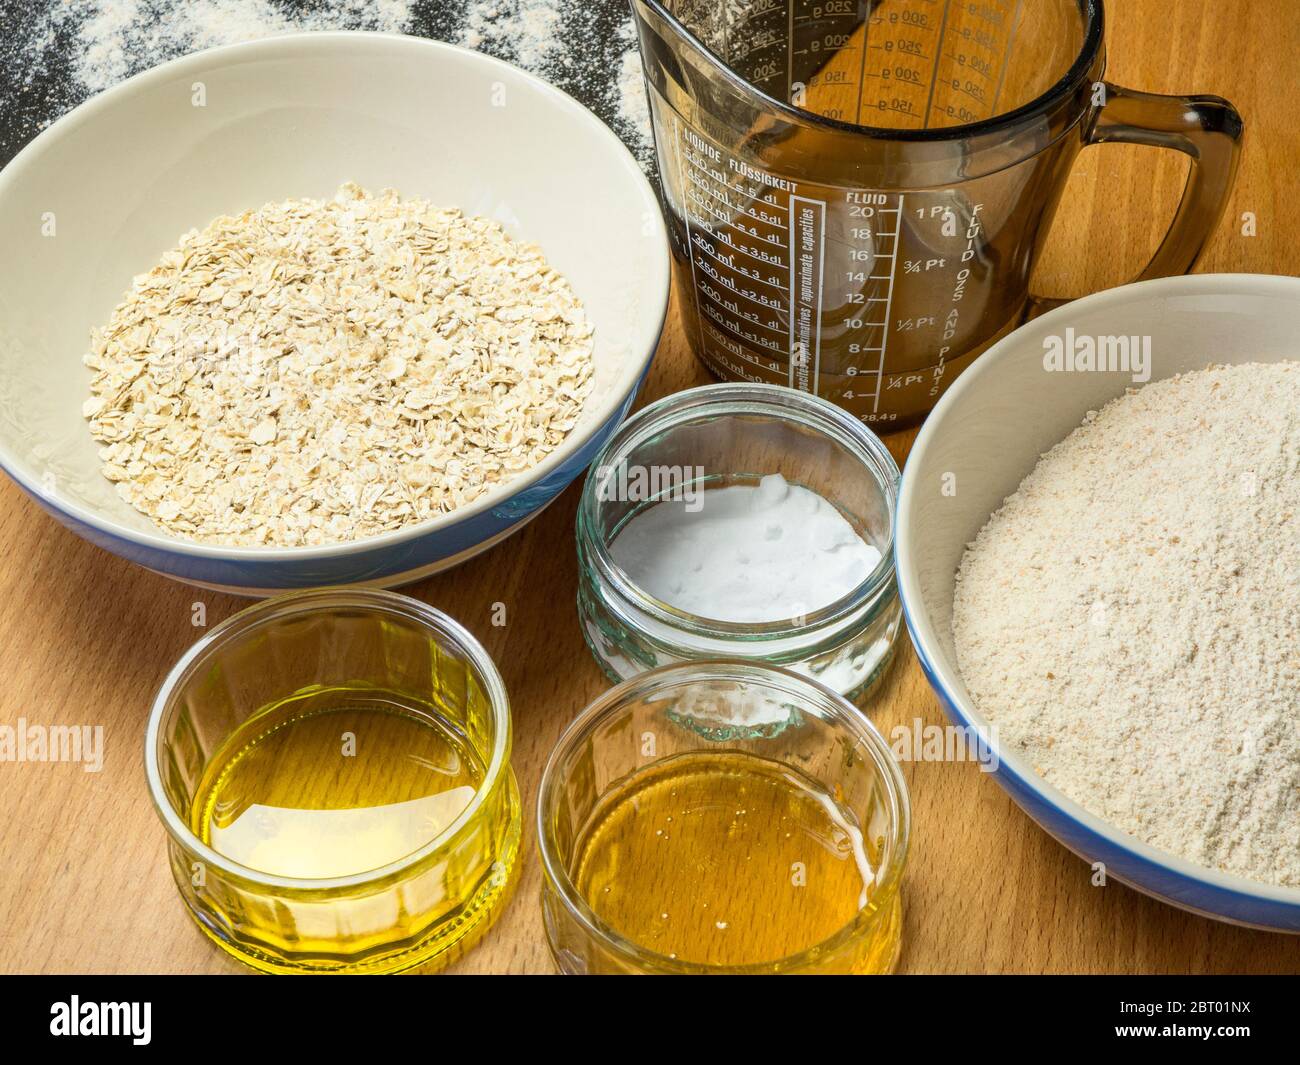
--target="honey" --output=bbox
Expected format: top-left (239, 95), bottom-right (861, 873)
top-left (571, 750), bottom-right (898, 972)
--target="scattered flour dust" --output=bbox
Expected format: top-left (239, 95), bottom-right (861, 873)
top-left (460, 0), bottom-right (564, 70)
top-left (5, 1), bottom-right (653, 168)
top-left (952, 361), bottom-right (1300, 888)
top-left (615, 22), bottom-right (652, 154)
top-left (33, 1), bottom-right (414, 95)
top-left (457, 1), bottom-right (655, 166)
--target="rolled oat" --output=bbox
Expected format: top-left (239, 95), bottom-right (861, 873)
top-left (83, 183), bottom-right (594, 547)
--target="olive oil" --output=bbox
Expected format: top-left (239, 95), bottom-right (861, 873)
top-left (192, 695), bottom-right (483, 879)
top-left (572, 751), bottom-right (896, 971)
top-left (185, 688), bottom-right (519, 973)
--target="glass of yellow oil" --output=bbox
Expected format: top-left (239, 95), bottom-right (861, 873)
top-left (145, 589), bottom-right (520, 974)
top-left (538, 662), bottom-right (910, 974)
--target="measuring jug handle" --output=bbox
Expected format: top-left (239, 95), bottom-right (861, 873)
top-left (1031, 83), bottom-right (1243, 315)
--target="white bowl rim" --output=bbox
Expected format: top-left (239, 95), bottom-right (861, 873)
top-left (897, 271), bottom-right (1300, 913)
top-left (0, 30), bottom-right (671, 560)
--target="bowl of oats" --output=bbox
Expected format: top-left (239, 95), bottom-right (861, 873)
top-left (0, 33), bottom-right (669, 593)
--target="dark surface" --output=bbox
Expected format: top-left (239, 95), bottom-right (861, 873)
top-left (0, 0), bottom-right (642, 169)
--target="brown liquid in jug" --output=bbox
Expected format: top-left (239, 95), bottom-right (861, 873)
top-left (649, 0), bottom-right (1085, 428)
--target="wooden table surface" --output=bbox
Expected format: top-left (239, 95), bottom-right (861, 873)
top-left (2, 0), bottom-right (1298, 975)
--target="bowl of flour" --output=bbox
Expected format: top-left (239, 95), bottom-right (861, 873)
top-left (896, 273), bottom-right (1300, 931)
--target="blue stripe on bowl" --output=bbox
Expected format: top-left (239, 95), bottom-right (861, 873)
top-left (21, 373), bottom-right (646, 593)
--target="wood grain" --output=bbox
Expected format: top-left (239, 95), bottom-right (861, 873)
top-left (1, 0), bottom-right (1297, 974)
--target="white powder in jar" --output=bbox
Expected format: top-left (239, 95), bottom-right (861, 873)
top-left (952, 361), bottom-right (1300, 889)
top-left (610, 474), bottom-right (882, 624)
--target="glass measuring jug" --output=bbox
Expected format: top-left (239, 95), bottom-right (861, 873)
top-left (631, 0), bottom-right (1243, 428)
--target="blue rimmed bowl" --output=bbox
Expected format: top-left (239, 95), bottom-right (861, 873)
top-left (0, 33), bottom-right (669, 594)
top-left (896, 273), bottom-right (1300, 932)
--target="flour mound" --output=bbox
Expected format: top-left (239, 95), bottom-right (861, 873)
top-left (953, 361), bottom-right (1300, 889)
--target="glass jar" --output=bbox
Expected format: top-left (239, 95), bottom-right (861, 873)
top-left (144, 588), bottom-right (520, 974)
top-left (577, 382), bottom-right (902, 709)
top-left (538, 662), bottom-right (911, 974)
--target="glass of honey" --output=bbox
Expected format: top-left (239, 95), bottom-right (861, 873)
top-left (538, 662), bottom-right (910, 974)
top-left (145, 589), bottom-right (520, 974)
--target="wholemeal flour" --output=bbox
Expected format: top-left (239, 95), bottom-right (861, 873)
top-left (952, 362), bottom-right (1300, 888)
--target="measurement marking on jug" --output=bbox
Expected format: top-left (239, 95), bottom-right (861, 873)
top-left (989, 0), bottom-right (1025, 114)
top-left (702, 305), bottom-right (785, 352)
top-left (788, 196), bottom-right (826, 393)
top-left (671, 111), bottom-right (807, 390)
top-left (683, 164), bottom-right (784, 205)
top-left (699, 295), bottom-right (785, 339)
top-left (694, 247), bottom-right (785, 293)
top-left (697, 292), bottom-right (778, 332)
top-left (688, 189), bottom-right (789, 233)
top-left (702, 323), bottom-right (780, 356)
top-left (703, 322), bottom-right (780, 377)
top-left (712, 231), bottom-right (785, 265)
top-left (835, 193), bottom-right (905, 413)
top-left (687, 181), bottom-right (789, 228)
top-left (696, 288), bottom-right (782, 332)
top-left (855, 0), bottom-right (873, 121)
top-left (922, 0), bottom-right (956, 129)
top-left (672, 116), bottom-right (710, 381)
top-left (872, 196), bottom-right (904, 412)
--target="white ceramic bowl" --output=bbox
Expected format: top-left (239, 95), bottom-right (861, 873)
top-left (897, 273), bottom-right (1300, 931)
top-left (0, 32), bottom-right (669, 594)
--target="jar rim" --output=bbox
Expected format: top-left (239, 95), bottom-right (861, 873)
top-left (143, 587), bottom-right (513, 893)
top-left (537, 660), bottom-right (912, 974)
top-left (577, 382), bottom-right (901, 643)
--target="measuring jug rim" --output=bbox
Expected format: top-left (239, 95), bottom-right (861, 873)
top-left (633, 0), bottom-right (1104, 144)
